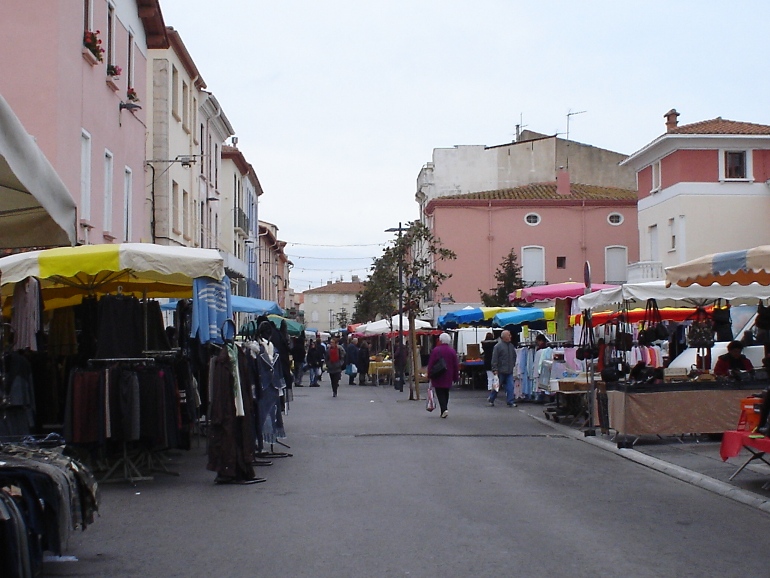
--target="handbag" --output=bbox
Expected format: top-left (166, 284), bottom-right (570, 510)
top-left (429, 356), bottom-right (447, 379)
top-left (575, 315), bottom-right (599, 360)
top-left (426, 386), bottom-right (436, 412)
top-left (345, 363), bottom-right (357, 376)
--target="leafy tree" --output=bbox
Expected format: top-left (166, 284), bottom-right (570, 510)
top-left (352, 247), bottom-right (400, 323)
top-left (479, 248), bottom-right (525, 306)
top-left (336, 308), bottom-right (349, 328)
top-left (393, 221), bottom-right (456, 400)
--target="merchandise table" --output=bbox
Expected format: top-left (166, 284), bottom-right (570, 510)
top-left (719, 430), bottom-right (770, 482)
top-left (368, 361), bottom-right (393, 384)
top-left (459, 360), bottom-right (485, 389)
top-left (605, 382), bottom-right (757, 442)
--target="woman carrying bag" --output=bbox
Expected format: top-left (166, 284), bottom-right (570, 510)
top-left (426, 333), bottom-right (460, 418)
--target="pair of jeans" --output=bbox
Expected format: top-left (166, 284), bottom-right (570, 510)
top-left (488, 372), bottom-right (515, 405)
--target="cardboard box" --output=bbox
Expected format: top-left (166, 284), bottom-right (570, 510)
top-left (466, 344), bottom-right (481, 360)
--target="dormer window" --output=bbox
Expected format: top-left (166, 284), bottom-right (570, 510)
top-left (720, 149), bottom-right (752, 181)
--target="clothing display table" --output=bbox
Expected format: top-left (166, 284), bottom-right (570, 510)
top-left (606, 382), bottom-right (759, 442)
top-left (719, 430), bottom-right (770, 483)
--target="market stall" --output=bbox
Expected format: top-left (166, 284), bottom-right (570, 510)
top-left (576, 278), bottom-right (770, 446)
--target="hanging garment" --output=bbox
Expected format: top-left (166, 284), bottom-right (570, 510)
top-left (190, 278), bottom-right (232, 345)
top-left (254, 339), bottom-right (287, 445)
top-left (95, 294), bottom-right (143, 359)
top-left (11, 277), bottom-right (41, 352)
top-left (48, 306), bottom-right (78, 357)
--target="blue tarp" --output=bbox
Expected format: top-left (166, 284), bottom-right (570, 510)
top-left (161, 295), bottom-right (283, 316)
top-left (493, 308), bottom-right (547, 327)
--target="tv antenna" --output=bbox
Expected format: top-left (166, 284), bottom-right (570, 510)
top-left (565, 109), bottom-right (586, 169)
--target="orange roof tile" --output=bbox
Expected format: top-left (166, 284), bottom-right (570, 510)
top-left (669, 117), bottom-right (770, 136)
top-left (440, 182), bottom-right (637, 202)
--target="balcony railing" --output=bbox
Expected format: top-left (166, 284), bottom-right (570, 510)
top-left (626, 261), bottom-right (664, 283)
top-left (234, 208), bottom-right (249, 234)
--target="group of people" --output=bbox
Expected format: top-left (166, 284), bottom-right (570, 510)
top-left (289, 335), bottom-right (375, 397)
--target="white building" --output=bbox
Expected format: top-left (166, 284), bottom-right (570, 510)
top-left (301, 279), bottom-right (365, 331)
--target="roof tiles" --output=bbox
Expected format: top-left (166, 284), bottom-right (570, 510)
top-left (669, 117), bottom-right (770, 136)
top-left (439, 182), bottom-right (637, 202)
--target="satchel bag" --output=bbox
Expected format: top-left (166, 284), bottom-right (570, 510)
top-left (756, 302), bottom-right (770, 331)
top-left (426, 386), bottom-right (436, 412)
top-left (575, 315), bottom-right (599, 360)
top-left (688, 320), bottom-right (715, 349)
top-left (429, 356), bottom-right (447, 379)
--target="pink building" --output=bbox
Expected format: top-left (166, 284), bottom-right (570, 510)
top-left (0, 0), bottom-right (168, 245)
top-left (623, 110), bottom-right (770, 275)
top-left (424, 171), bottom-right (639, 304)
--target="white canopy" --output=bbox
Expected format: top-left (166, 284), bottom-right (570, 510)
top-left (357, 315), bottom-right (432, 336)
top-left (577, 280), bottom-right (770, 311)
top-left (0, 94), bottom-right (77, 248)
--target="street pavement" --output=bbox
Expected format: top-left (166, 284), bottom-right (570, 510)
top-left (43, 381), bottom-right (770, 578)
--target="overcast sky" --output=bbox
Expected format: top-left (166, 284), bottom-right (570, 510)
top-left (159, 0), bottom-right (770, 292)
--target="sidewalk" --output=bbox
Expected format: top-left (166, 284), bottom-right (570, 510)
top-left (515, 400), bottom-right (770, 514)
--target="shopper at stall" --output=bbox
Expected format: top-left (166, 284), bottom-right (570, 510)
top-left (481, 332), bottom-right (496, 390)
top-left (394, 340), bottom-right (407, 392)
top-left (325, 337), bottom-right (346, 397)
top-left (426, 332), bottom-right (460, 418)
top-left (306, 340), bottom-right (323, 387)
top-left (292, 335), bottom-right (306, 386)
top-left (346, 337), bottom-right (360, 385)
top-left (713, 340), bottom-right (754, 377)
top-left (490, 330), bottom-right (517, 407)
top-left (357, 339), bottom-right (370, 385)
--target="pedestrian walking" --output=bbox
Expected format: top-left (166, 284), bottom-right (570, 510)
top-left (306, 340), bottom-right (323, 386)
top-left (291, 336), bottom-right (306, 386)
top-left (394, 340), bottom-right (407, 391)
top-left (325, 337), bottom-right (346, 397)
top-left (426, 332), bottom-right (459, 418)
top-left (489, 330), bottom-right (517, 407)
top-left (481, 331), bottom-right (496, 391)
top-left (346, 337), bottom-right (359, 385)
top-left (315, 337), bottom-right (326, 382)
top-left (357, 339), bottom-right (370, 385)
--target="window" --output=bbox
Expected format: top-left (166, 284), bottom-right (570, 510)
top-left (725, 151), bottom-right (747, 179)
top-left (80, 130), bottom-right (92, 221)
top-left (106, 4), bottom-right (115, 68)
top-left (605, 246), bottom-right (628, 284)
top-left (312, 295), bottom-right (319, 304)
top-left (183, 190), bottom-right (189, 237)
top-left (329, 295), bottom-right (336, 304)
top-left (524, 213), bottom-right (541, 226)
top-left (521, 246), bottom-right (545, 284)
top-left (648, 225), bottom-right (659, 261)
top-left (83, 0), bottom-right (92, 31)
top-left (123, 168), bottom-right (132, 241)
top-left (343, 295), bottom-right (349, 304)
top-left (556, 256), bottom-right (566, 269)
top-left (182, 81), bottom-right (190, 131)
top-left (127, 32), bottom-right (134, 90)
top-left (171, 66), bottom-right (179, 119)
top-left (668, 218), bottom-right (676, 251)
top-left (192, 98), bottom-right (198, 143)
top-left (172, 181), bottom-right (179, 233)
top-left (651, 161), bottom-right (661, 192)
top-left (311, 311), bottom-right (319, 322)
top-left (608, 213), bottom-right (623, 226)
top-left (103, 150), bottom-right (114, 234)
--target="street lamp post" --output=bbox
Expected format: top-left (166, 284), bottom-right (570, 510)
top-left (385, 222), bottom-right (405, 391)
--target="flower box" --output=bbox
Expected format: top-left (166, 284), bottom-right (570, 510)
top-left (106, 77), bottom-right (119, 91)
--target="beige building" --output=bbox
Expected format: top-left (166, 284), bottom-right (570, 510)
top-left (301, 279), bottom-right (365, 331)
top-left (258, 220), bottom-right (291, 308)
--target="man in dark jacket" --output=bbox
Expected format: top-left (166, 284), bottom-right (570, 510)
top-left (490, 330), bottom-right (517, 407)
top-left (346, 338), bottom-right (360, 385)
top-left (357, 340), bottom-right (370, 385)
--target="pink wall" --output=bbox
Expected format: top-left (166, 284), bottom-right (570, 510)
top-left (431, 202), bottom-right (639, 303)
top-left (0, 0), bottom-right (149, 244)
top-left (637, 166), bottom-right (652, 198)
top-left (661, 150), bottom-right (718, 188)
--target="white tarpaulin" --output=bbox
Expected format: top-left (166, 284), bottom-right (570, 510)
top-left (357, 315), bottom-right (431, 336)
top-left (0, 94), bottom-right (77, 248)
top-left (577, 280), bottom-right (770, 311)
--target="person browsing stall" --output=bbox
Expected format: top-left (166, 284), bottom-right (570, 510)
top-left (713, 340), bottom-right (754, 377)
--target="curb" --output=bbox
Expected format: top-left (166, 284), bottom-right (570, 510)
top-left (526, 411), bottom-right (770, 515)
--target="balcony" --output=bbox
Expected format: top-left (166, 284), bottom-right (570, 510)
top-left (220, 250), bottom-right (248, 279)
top-left (234, 208), bottom-right (250, 234)
top-left (626, 261), bottom-right (664, 283)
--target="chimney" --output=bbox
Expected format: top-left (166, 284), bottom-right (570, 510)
top-left (352, 275), bottom-right (360, 282)
top-left (556, 167), bottom-right (570, 196)
top-left (664, 108), bottom-right (680, 132)
top-left (326, 280), bottom-right (332, 286)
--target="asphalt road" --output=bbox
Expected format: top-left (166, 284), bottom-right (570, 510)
top-left (43, 382), bottom-right (770, 578)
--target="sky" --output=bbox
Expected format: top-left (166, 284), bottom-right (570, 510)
top-left (158, 0), bottom-right (770, 293)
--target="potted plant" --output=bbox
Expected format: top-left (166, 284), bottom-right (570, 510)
top-left (107, 64), bottom-right (122, 78)
top-left (83, 30), bottom-right (104, 62)
top-left (126, 87), bottom-right (139, 102)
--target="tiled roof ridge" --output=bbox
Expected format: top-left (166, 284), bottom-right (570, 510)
top-left (437, 181), bottom-right (637, 200)
top-left (670, 117), bottom-right (770, 135)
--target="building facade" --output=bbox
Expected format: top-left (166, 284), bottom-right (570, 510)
top-left (0, 0), bottom-right (168, 245)
top-left (258, 220), bottom-right (290, 308)
top-left (301, 279), bottom-right (365, 331)
top-left (623, 110), bottom-right (770, 278)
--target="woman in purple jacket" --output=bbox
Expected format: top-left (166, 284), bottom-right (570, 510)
top-left (426, 333), bottom-right (460, 418)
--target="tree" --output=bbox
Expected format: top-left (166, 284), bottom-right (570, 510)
top-left (478, 248), bottom-right (525, 306)
top-left (391, 221), bottom-right (456, 400)
top-left (336, 308), bottom-right (349, 328)
top-left (352, 247), bottom-right (400, 323)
